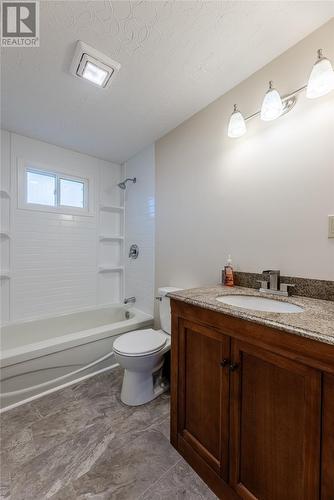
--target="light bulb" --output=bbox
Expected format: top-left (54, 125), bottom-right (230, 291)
top-left (306, 49), bottom-right (334, 99)
top-left (260, 81), bottom-right (283, 121)
top-left (227, 104), bottom-right (247, 138)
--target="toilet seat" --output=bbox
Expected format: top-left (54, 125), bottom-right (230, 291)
top-left (113, 329), bottom-right (167, 357)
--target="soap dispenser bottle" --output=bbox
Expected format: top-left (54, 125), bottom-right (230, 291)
top-left (224, 255), bottom-right (234, 287)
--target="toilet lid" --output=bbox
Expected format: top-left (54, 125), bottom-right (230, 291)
top-left (113, 329), bottom-right (167, 356)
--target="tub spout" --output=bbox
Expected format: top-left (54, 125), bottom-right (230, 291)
top-left (124, 297), bottom-right (136, 305)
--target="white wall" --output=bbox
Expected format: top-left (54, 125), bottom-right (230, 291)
top-left (0, 131), bottom-right (124, 323)
top-left (155, 20), bottom-right (334, 292)
top-left (124, 145), bottom-right (155, 316)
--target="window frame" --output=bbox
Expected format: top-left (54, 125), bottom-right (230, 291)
top-left (18, 160), bottom-right (93, 216)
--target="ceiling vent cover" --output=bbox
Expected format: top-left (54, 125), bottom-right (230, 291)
top-left (70, 41), bottom-right (121, 89)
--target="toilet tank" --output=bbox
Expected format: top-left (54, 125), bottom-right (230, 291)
top-left (158, 287), bottom-right (183, 335)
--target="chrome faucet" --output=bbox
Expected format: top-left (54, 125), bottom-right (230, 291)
top-left (258, 270), bottom-right (295, 297)
top-left (124, 296), bottom-right (136, 304)
top-left (263, 270), bottom-right (280, 291)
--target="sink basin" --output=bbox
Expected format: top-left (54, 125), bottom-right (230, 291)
top-left (216, 295), bottom-right (304, 313)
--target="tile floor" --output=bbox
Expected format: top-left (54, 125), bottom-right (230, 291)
top-left (0, 367), bottom-right (217, 499)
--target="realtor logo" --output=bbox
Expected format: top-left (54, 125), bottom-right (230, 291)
top-left (1, 1), bottom-right (39, 47)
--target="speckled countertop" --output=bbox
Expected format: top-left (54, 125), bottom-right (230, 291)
top-left (168, 285), bottom-right (334, 345)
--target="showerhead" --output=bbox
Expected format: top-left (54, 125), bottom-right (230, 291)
top-left (117, 177), bottom-right (136, 190)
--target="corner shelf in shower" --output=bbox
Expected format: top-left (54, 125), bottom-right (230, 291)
top-left (0, 271), bottom-right (11, 279)
top-left (99, 235), bottom-right (124, 241)
top-left (99, 204), bottom-right (124, 212)
top-left (0, 190), bottom-right (11, 199)
top-left (0, 231), bottom-right (10, 238)
top-left (98, 266), bottom-right (124, 273)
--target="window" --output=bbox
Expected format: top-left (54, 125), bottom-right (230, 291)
top-left (59, 178), bottom-right (84, 208)
top-left (27, 170), bottom-right (56, 206)
top-left (18, 162), bottom-right (92, 215)
top-left (26, 168), bottom-right (86, 209)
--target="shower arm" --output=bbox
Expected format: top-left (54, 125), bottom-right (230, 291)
top-left (118, 177), bottom-right (136, 189)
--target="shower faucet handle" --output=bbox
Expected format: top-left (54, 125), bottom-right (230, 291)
top-left (129, 244), bottom-right (139, 259)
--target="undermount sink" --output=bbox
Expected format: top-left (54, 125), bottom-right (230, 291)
top-left (216, 295), bottom-right (304, 313)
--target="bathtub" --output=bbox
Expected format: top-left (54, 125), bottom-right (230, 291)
top-left (0, 305), bottom-right (153, 410)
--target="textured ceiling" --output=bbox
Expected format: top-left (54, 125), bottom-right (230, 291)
top-left (1, 1), bottom-right (334, 163)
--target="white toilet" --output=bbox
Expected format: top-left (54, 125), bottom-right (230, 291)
top-left (113, 287), bottom-right (181, 406)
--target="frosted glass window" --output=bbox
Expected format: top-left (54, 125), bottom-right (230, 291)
top-left (27, 170), bottom-right (56, 206)
top-left (60, 178), bottom-right (84, 208)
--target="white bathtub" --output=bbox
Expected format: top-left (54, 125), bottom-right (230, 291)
top-left (0, 305), bottom-right (153, 410)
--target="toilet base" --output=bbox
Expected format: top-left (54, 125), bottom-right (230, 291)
top-left (120, 361), bottom-right (168, 406)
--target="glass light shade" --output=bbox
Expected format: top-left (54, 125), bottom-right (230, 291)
top-left (82, 61), bottom-right (109, 86)
top-left (228, 106), bottom-right (247, 138)
top-left (306, 52), bottom-right (334, 99)
top-left (260, 82), bottom-right (283, 121)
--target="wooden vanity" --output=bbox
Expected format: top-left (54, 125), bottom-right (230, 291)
top-left (170, 298), bottom-right (334, 500)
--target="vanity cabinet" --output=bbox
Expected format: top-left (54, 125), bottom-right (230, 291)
top-left (170, 299), bottom-right (334, 500)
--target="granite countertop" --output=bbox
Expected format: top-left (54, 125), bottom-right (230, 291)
top-left (168, 285), bottom-right (334, 345)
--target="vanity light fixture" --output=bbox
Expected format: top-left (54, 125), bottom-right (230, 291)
top-left (228, 48), bottom-right (334, 138)
top-left (260, 81), bottom-right (283, 121)
top-left (70, 41), bottom-right (121, 89)
top-left (306, 49), bottom-right (334, 99)
top-left (227, 104), bottom-right (247, 138)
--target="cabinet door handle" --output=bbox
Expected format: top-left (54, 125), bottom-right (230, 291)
top-left (229, 362), bottom-right (239, 372)
top-left (220, 359), bottom-right (229, 368)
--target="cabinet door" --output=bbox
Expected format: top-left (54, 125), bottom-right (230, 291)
top-left (177, 319), bottom-right (230, 478)
top-left (321, 374), bottom-right (334, 500)
top-left (230, 340), bottom-right (321, 500)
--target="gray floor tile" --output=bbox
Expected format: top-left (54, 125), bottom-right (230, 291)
top-left (0, 450), bottom-right (11, 500)
top-left (30, 387), bottom-right (76, 419)
top-left (140, 458), bottom-right (218, 500)
top-left (72, 370), bottom-right (124, 400)
top-left (0, 367), bottom-right (216, 500)
top-left (151, 416), bottom-right (170, 441)
top-left (0, 403), bottom-right (41, 449)
top-left (49, 482), bottom-right (78, 499)
top-left (71, 428), bottom-right (181, 500)
top-left (11, 420), bottom-right (115, 499)
top-left (31, 399), bottom-right (102, 456)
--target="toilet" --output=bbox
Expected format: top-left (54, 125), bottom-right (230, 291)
top-left (113, 287), bottom-right (181, 406)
